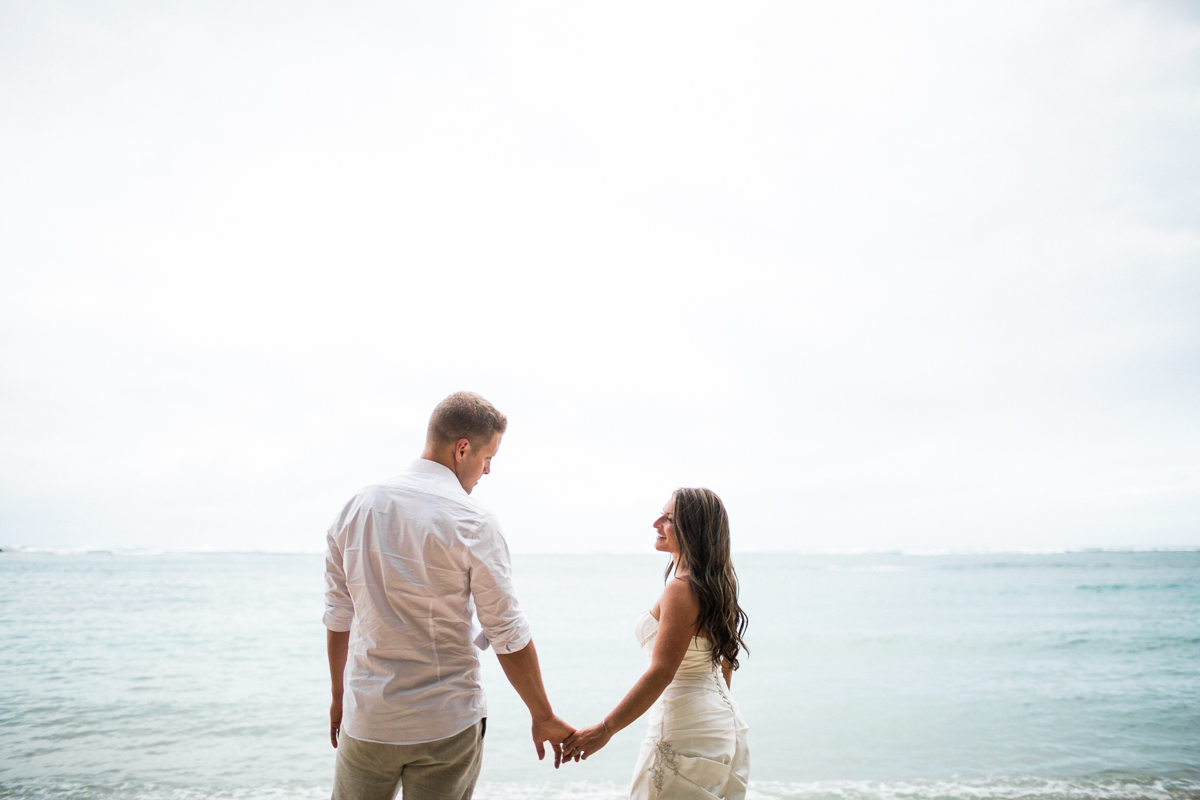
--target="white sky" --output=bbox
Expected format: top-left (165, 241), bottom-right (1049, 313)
top-left (1, 1), bottom-right (1198, 553)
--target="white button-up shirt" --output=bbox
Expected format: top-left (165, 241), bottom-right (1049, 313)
top-left (323, 458), bottom-right (532, 745)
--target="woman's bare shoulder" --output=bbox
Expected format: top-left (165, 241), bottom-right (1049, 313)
top-left (661, 575), bottom-right (699, 614)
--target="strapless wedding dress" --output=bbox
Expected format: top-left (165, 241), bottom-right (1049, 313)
top-left (629, 609), bottom-right (750, 799)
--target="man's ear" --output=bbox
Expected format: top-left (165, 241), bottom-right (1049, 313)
top-left (454, 438), bottom-right (471, 462)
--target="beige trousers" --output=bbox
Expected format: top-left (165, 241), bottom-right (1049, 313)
top-left (331, 721), bottom-right (484, 800)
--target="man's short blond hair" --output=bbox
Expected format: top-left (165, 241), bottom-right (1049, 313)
top-left (427, 392), bottom-right (508, 450)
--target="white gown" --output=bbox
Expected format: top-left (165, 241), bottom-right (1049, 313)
top-left (629, 609), bottom-right (750, 799)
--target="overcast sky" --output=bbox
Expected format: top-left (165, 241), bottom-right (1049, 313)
top-left (1, 0), bottom-right (1198, 554)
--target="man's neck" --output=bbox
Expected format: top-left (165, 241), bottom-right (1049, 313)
top-left (420, 448), bottom-right (456, 473)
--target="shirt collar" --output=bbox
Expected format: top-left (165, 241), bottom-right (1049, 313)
top-left (407, 458), bottom-right (468, 496)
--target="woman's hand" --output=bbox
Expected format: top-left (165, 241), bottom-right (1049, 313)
top-left (561, 721), bottom-right (612, 762)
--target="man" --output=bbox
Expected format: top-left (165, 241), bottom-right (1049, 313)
top-left (323, 392), bottom-right (573, 800)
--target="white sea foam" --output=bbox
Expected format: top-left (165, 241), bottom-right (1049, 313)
top-left (745, 777), bottom-right (1200, 800)
top-left (0, 784), bottom-right (333, 800)
top-left (475, 781), bottom-right (627, 799)
top-left (477, 777), bottom-right (1200, 800)
top-left (5, 777), bottom-right (1199, 800)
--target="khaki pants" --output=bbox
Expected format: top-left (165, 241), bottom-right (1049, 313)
top-left (332, 721), bottom-right (484, 800)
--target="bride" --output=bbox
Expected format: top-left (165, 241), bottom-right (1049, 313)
top-left (562, 488), bottom-right (750, 799)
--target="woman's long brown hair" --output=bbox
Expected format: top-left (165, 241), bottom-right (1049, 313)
top-left (665, 487), bottom-right (749, 671)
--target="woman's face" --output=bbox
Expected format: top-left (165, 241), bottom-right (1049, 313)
top-left (653, 495), bottom-right (680, 557)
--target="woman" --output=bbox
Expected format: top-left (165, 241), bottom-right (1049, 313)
top-left (563, 488), bottom-right (750, 799)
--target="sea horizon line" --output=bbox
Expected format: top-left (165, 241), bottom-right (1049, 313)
top-left (3, 545), bottom-right (1199, 556)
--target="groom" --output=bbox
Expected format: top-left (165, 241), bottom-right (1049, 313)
top-left (323, 392), bottom-right (573, 800)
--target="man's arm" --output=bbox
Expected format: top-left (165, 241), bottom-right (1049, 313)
top-left (495, 640), bottom-right (574, 768)
top-left (323, 516), bottom-right (354, 749)
top-left (464, 518), bottom-right (572, 765)
top-left (327, 629), bottom-right (349, 748)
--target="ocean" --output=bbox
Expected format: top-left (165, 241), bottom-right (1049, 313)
top-left (1, 550), bottom-right (1197, 800)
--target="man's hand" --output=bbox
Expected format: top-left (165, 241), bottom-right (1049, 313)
top-left (330, 696), bottom-right (343, 748)
top-left (495, 641), bottom-right (574, 767)
top-left (531, 713), bottom-right (575, 768)
top-left (327, 629), bottom-right (350, 749)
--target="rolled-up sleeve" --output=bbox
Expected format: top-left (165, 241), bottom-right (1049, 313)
top-left (464, 516), bottom-right (532, 655)
top-left (323, 521), bottom-right (354, 633)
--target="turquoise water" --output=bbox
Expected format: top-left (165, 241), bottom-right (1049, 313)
top-left (1, 551), bottom-right (1198, 799)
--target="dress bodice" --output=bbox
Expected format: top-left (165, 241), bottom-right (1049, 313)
top-left (635, 608), bottom-right (719, 678)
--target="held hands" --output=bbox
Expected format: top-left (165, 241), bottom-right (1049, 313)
top-left (561, 720), bottom-right (612, 762)
top-left (531, 713), bottom-right (575, 768)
